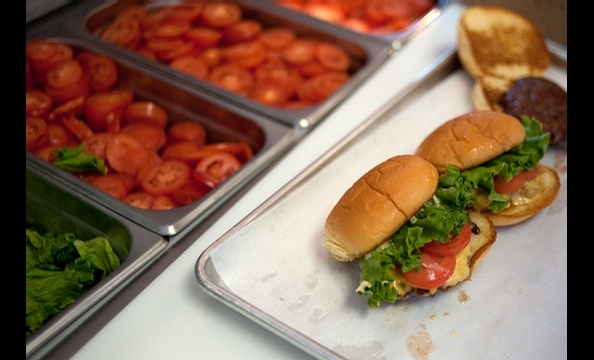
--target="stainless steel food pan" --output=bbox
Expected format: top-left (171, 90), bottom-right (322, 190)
top-left (25, 37), bottom-right (298, 236)
top-left (80, 0), bottom-right (395, 128)
top-left (26, 164), bottom-right (168, 360)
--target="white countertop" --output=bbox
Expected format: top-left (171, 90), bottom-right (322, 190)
top-left (67, 4), bottom-right (546, 359)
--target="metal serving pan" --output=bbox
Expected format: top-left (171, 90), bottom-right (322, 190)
top-left (25, 37), bottom-right (297, 237)
top-left (26, 164), bottom-right (168, 360)
top-left (264, 0), bottom-right (450, 46)
top-left (80, 0), bottom-right (395, 129)
top-left (195, 23), bottom-right (567, 360)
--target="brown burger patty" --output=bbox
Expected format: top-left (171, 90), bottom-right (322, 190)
top-left (499, 77), bottom-right (567, 148)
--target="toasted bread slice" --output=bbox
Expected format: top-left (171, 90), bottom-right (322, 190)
top-left (458, 6), bottom-right (550, 81)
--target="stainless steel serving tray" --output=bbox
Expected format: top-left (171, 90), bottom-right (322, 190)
top-left (77, 0), bottom-right (397, 129)
top-left (25, 36), bottom-right (297, 237)
top-left (264, 0), bottom-right (449, 46)
top-left (26, 164), bottom-right (168, 360)
top-left (195, 42), bottom-right (567, 359)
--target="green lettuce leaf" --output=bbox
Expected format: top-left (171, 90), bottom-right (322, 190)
top-left (53, 143), bottom-right (107, 175)
top-left (26, 227), bottom-right (121, 335)
top-left (459, 116), bottom-right (550, 212)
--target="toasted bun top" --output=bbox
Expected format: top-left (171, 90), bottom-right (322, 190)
top-left (457, 6), bottom-right (550, 82)
top-left (415, 111), bottom-right (525, 173)
top-left (324, 155), bottom-right (438, 262)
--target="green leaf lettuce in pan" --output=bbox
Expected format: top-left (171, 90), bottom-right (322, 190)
top-left (26, 227), bottom-right (121, 336)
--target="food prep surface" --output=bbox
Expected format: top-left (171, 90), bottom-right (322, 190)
top-left (196, 61), bottom-right (566, 359)
top-left (26, 1), bottom-right (566, 360)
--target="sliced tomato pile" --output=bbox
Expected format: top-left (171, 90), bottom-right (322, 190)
top-left (98, 2), bottom-right (355, 109)
top-left (275, 0), bottom-right (437, 34)
top-left (26, 39), bottom-right (254, 210)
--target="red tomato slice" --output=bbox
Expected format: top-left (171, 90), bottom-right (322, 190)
top-left (123, 100), bottom-right (168, 128)
top-left (47, 123), bottom-right (79, 147)
top-left (195, 151), bottom-right (242, 183)
top-left (135, 150), bottom-right (162, 186)
top-left (199, 48), bottom-right (222, 67)
top-left (151, 195), bottom-right (178, 210)
top-left (85, 88), bottom-right (134, 132)
top-left (523, 167), bottom-right (539, 181)
top-left (209, 141), bottom-right (254, 163)
top-left (340, 18), bottom-right (372, 33)
top-left (26, 117), bottom-right (49, 151)
top-left (43, 59), bottom-right (84, 90)
top-left (199, 3), bottom-right (242, 28)
top-left (162, 141), bottom-right (213, 165)
top-left (282, 39), bottom-right (318, 65)
top-left (144, 22), bottom-right (191, 40)
top-left (155, 40), bottom-right (196, 62)
top-left (60, 116), bottom-right (94, 141)
top-left (399, 253), bottom-right (456, 289)
top-left (120, 122), bottom-right (167, 152)
top-left (253, 61), bottom-right (304, 95)
top-left (44, 60), bottom-right (90, 104)
top-left (84, 133), bottom-right (114, 161)
top-left (421, 222), bottom-right (472, 257)
top-left (208, 65), bottom-right (254, 96)
top-left (166, 121), bottom-right (207, 146)
top-left (184, 27), bottom-right (223, 49)
top-left (315, 42), bottom-right (351, 72)
top-left (89, 174), bottom-right (132, 199)
top-left (100, 18), bottom-right (142, 49)
top-left (294, 60), bottom-right (327, 78)
top-left (26, 90), bottom-right (53, 119)
top-left (259, 27), bottom-right (296, 51)
top-left (106, 134), bottom-right (151, 176)
top-left (297, 71), bottom-right (349, 103)
top-left (494, 169), bottom-right (533, 194)
top-left (34, 145), bottom-right (60, 163)
top-left (47, 95), bottom-right (85, 123)
top-left (303, 4), bottom-right (346, 23)
top-left (220, 40), bottom-right (265, 68)
top-left (140, 160), bottom-right (192, 196)
top-left (170, 180), bottom-right (212, 206)
top-left (123, 191), bottom-right (155, 209)
top-left (221, 19), bottom-right (263, 46)
top-left (83, 54), bottom-right (118, 93)
top-left (162, 4), bottom-right (204, 23)
top-left (249, 82), bottom-right (290, 107)
top-left (193, 170), bottom-right (220, 188)
top-left (170, 55), bottom-right (210, 80)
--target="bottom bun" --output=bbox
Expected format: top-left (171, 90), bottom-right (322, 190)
top-left (388, 210), bottom-right (496, 300)
top-left (483, 164), bottom-right (561, 226)
top-left (471, 82), bottom-right (494, 111)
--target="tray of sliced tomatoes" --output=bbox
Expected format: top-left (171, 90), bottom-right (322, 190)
top-left (26, 37), bottom-right (298, 236)
top-left (269, 0), bottom-right (448, 41)
top-left (80, 0), bottom-right (395, 128)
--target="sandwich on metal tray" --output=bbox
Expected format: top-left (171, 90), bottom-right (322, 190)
top-left (415, 110), bottom-right (560, 227)
top-left (323, 155), bottom-right (497, 308)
